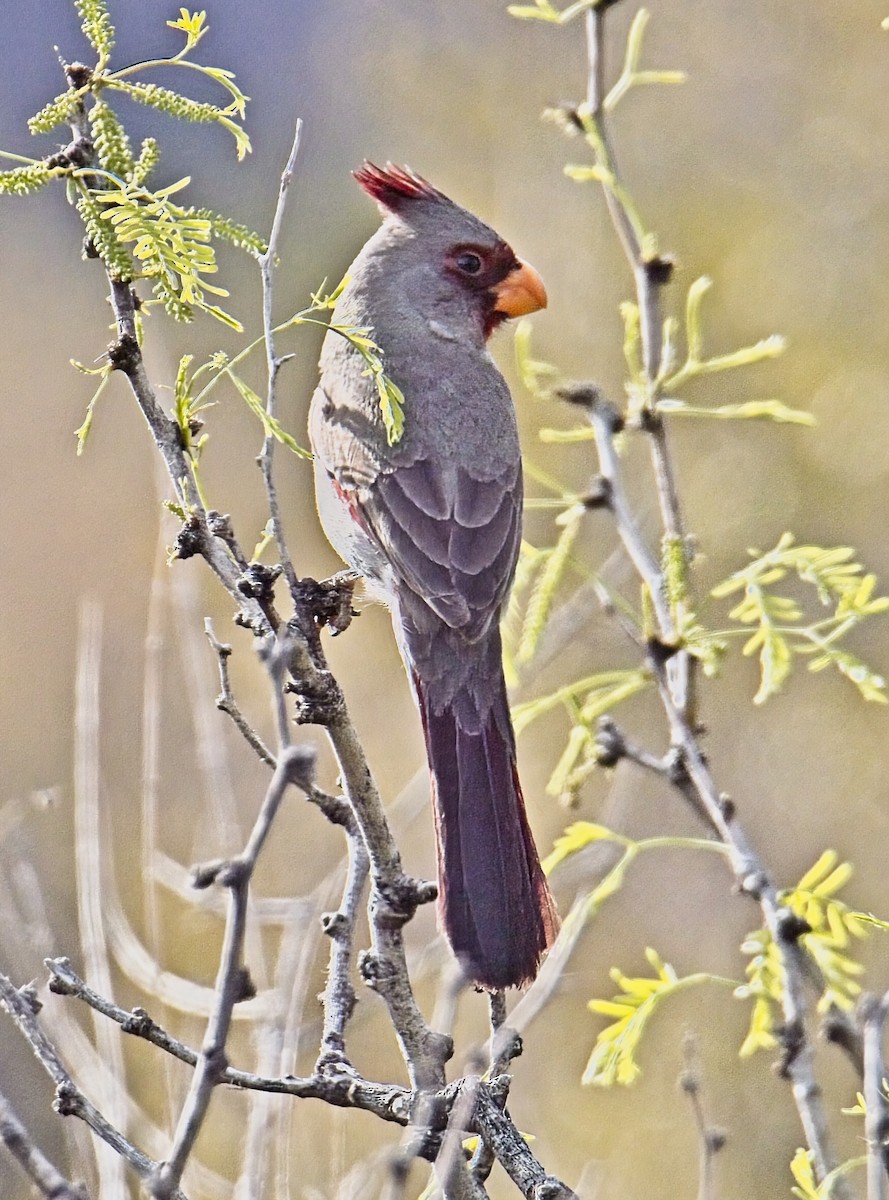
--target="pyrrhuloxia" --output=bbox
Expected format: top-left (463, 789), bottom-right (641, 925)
top-left (309, 163), bottom-right (558, 989)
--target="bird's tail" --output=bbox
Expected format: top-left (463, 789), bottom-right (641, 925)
top-left (413, 647), bottom-right (559, 990)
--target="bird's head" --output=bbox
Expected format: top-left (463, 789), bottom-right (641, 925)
top-left (353, 162), bottom-right (547, 341)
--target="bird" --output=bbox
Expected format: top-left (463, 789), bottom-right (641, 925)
top-left (308, 162), bottom-right (558, 990)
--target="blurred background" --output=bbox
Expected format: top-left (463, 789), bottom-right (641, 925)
top-left (1, 1), bottom-right (889, 1198)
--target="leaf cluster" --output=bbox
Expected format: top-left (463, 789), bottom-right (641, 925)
top-left (1, 3), bottom-right (262, 329)
top-left (738, 852), bottom-right (889, 1057)
top-left (712, 535), bottom-right (889, 704)
top-left (575, 845), bottom-right (889, 1085)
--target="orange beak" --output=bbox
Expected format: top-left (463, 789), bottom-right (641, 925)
top-left (492, 259), bottom-right (547, 319)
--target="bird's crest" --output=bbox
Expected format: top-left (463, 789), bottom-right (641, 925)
top-left (353, 162), bottom-right (445, 213)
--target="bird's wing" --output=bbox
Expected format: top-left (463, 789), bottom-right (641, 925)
top-left (361, 456), bottom-right (522, 640)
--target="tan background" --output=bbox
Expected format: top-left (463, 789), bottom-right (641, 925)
top-left (1, 2), bottom-right (888, 1198)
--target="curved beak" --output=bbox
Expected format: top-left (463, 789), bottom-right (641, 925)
top-left (492, 259), bottom-right (548, 319)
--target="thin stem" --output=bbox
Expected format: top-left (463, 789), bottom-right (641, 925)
top-left (584, 4), bottom-right (694, 717)
top-left (205, 619), bottom-right (277, 768)
top-left (258, 119), bottom-right (303, 598)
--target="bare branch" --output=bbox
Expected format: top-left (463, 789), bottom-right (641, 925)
top-left (258, 119), bottom-right (303, 598)
top-left (0, 1087), bottom-right (89, 1200)
top-left (861, 993), bottom-right (889, 1200)
top-left (0, 974), bottom-right (186, 1200)
top-left (474, 1084), bottom-right (576, 1200)
top-left (152, 730), bottom-right (316, 1198)
top-left (205, 619), bottom-right (276, 768)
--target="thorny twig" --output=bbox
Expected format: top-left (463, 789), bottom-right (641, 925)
top-left (205, 619), bottom-right (276, 768)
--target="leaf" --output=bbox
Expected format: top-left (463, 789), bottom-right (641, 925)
top-left (790, 1149), bottom-right (819, 1200)
top-left (583, 952), bottom-right (713, 1087)
top-left (542, 822), bottom-right (629, 875)
top-left (512, 669), bottom-right (649, 737)
top-left (516, 507), bottom-right (583, 664)
top-left (74, 367), bottom-right (113, 454)
top-left (658, 398), bottom-right (815, 426)
top-left (227, 373), bottom-right (311, 458)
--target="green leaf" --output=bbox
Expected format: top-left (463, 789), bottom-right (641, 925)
top-left (512, 670), bottom-right (649, 736)
top-left (658, 398), bottom-right (815, 426)
top-left (74, 366), bottom-right (113, 454)
top-left (514, 319), bottom-right (560, 396)
top-left (88, 99), bottom-right (134, 178)
top-left (107, 80), bottom-right (251, 160)
top-left (227, 373), bottom-right (311, 458)
top-left (516, 507), bottom-right (584, 664)
top-left (167, 8), bottom-right (208, 52)
top-left (28, 89), bottom-right (86, 136)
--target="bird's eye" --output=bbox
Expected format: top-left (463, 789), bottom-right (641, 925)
top-left (454, 251), bottom-right (483, 275)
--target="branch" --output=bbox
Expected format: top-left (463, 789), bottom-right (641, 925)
top-left (45, 958), bottom-right (415, 1127)
top-left (680, 1035), bottom-right (725, 1200)
top-left (205, 619), bottom-right (276, 767)
top-left (861, 993), bottom-right (889, 1200)
top-left (569, 12), bottom-right (848, 1181)
top-left (0, 975), bottom-right (186, 1200)
top-left (474, 1084), bottom-right (576, 1200)
top-left (584, 4), bottom-right (693, 718)
top-left (0, 1086), bottom-right (89, 1200)
top-left (258, 118), bottom-right (303, 598)
top-left (152, 714), bottom-right (317, 1199)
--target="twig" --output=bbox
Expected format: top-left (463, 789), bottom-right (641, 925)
top-left (559, 385), bottom-right (672, 639)
top-left (0, 974), bottom-right (187, 1200)
top-left (73, 600), bottom-right (127, 1200)
top-left (571, 24), bottom-right (851, 1178)
top-left (152, 730), bottom-right (316, 1198)
top-left (680, 1034), bottom-right (725, 1200)
top-left (205, 619), bottom-right (276, 768)
top-left (434, 1077), bottom-right (487, 1200)
top-left (473, 1083), bottom-right (576, 1200)
top-left (469, 993), bottom-right (522, 1185)
top-left (46, 957), bottom-right (414, 1124)
top-left (648, 646), bottom-right (846, 1192)
top-left (0, 1087), bottom-right (89, 1200)
top-left (584, 3), bottom-right (693, 719)
top-left (316, 821), bottom-right (369, 1071)
top-left (861, 993), bottom-right (889, 1200)
top-left (258, 119), bottom-right (303, 598)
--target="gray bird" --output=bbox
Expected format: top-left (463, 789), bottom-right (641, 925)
top-left (309, 163), bottom-right (558, 989)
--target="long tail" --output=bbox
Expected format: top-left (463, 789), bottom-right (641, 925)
top-left (413, 645), bottom-right (559, 990)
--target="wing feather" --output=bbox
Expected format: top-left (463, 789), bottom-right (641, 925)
top-left (364, 459), bottom-right (521, 640)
